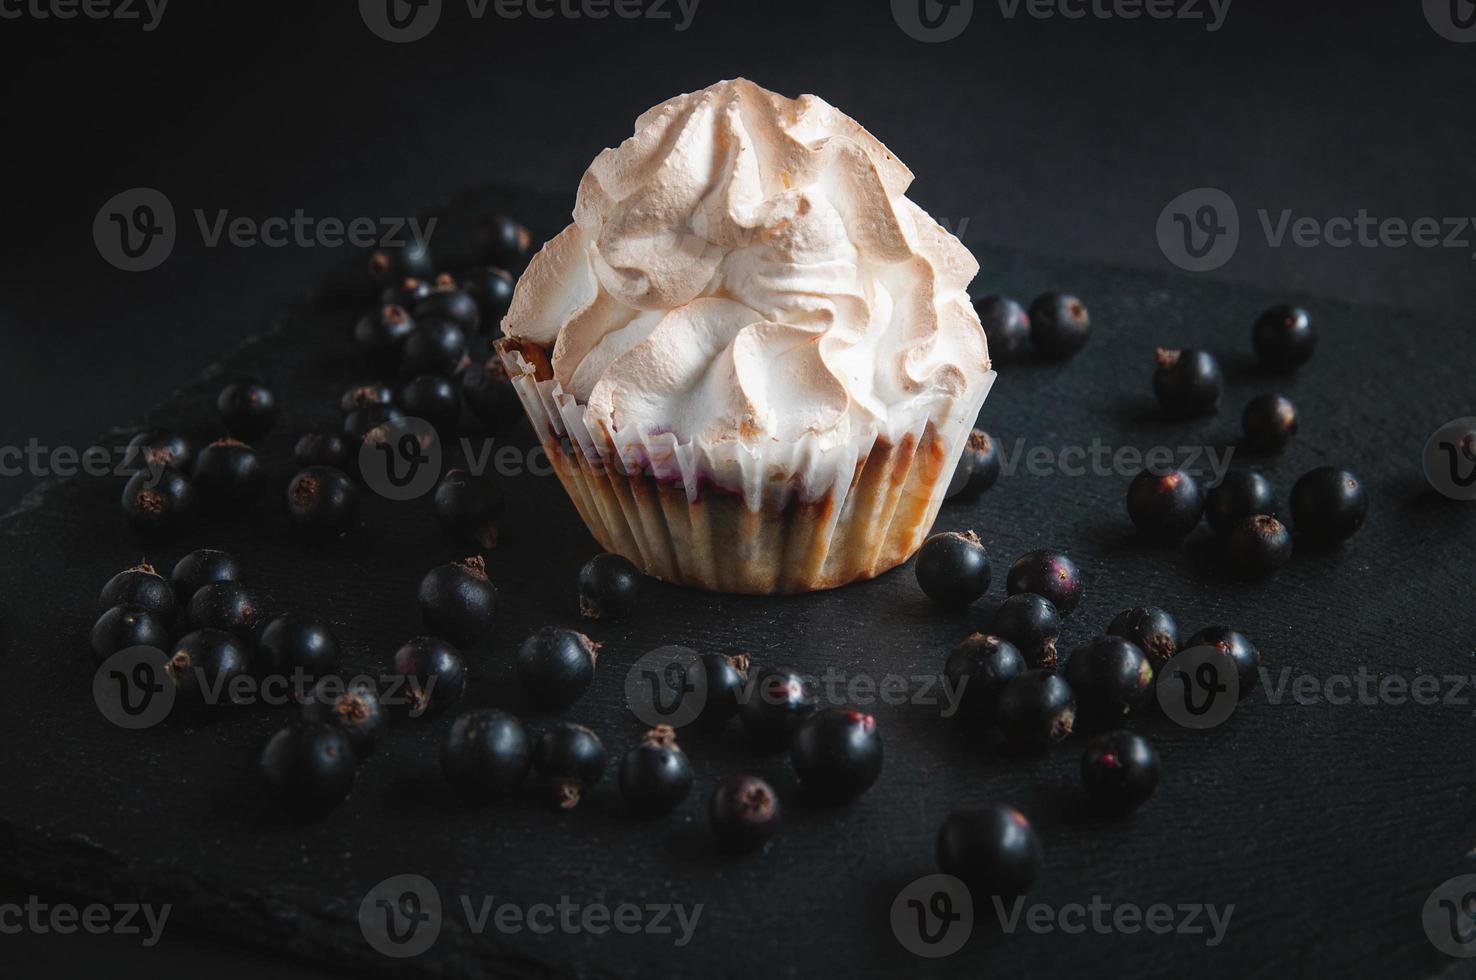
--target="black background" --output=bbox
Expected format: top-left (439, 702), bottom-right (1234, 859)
top-left (3, 0), bottom-right (1474, 976)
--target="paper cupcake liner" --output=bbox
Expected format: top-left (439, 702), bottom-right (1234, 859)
top-left (496, 339), bottom-right (995, 594)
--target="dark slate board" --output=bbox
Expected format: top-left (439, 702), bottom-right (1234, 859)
top-left (2, 184), bottom-right (1473, 980)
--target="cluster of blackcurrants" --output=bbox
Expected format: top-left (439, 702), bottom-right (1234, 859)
top-left (974, 293), bottom-right (1093, 363)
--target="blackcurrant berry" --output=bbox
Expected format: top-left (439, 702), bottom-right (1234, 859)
top-left (479, 214), bottom-right (533, 268)
top-left (1153, 348), bottom-right (1223, 417)
top-left (167, 629), bottom-right (251, 711)
top-left (946, 429), bottom-right (1002, 500)
top-left (1126, 468), bottom-right (1204, 540)
top-left (936, 804), bottom-right (1041, 897)
top-left (293, 431), bottom-right (353, 471)
top-left (1242, 394), bottom-right (1299, 452)
top-left (1290, 467), bottom-right (1368, 544)
top-left (414, 275), bottom-right (482, 334)
top-left (286, 466), bottom-right (360, 540)
top-left (385, 637), bottom-right (467, 717)
top-left (123, 430), bottom-right (193, 474)
top-left (260, 723), bottom-right (357, 819)
top-left (1204, 469), bottom-right (1276, 535)
top-left (1225, 515), bottom-right (1293, 577)
top-left (1107, 606), bottom-right (1179, 669)
top-left (187, 581), bottom-right (264, 636)
top-left (216, 380), bottom-right (278, 441)
top-left (99, 562), bottom-right (175, 619)
top-left (433, 469), bottom-right (505, 550)
top-left (1062, 636), bottom-right (1154, 727)
top-left (1005, 549), bottom-right (1082, 615)
top-left (1185, 626), bottom-right (1261, 699)
top-left (684, 650), bottom-right (749, 730)
top-left (1080, 730), bottom-right (1160, 815)
top-left (996, 670), bottom-right (1076, 749)
top-left (1028, 292), bottom-right (1091, 360)
top-left (368, 240), bottom-right (434, 287)
top-left (402, 319), bottom-right (468, 377)
top-left (577, 553), bottom-right (641, 620)
top-left (739, 667), bottom-right (818, 752)
top-left (460, 356), bottom-right (521, 433)
top-left (419, 556), bottom-right (498, 646)
top-left (441, 708), bottom-right (531, 800)
top-left (709, 774), bottom-right (781, 851)
top-left (992, 593), bottom-right (1062, 668)
top-left (354, 305), bottom-right (416, 364)
top-left (944, 634), bottom-right (1025, 726)
top-left (342, 403), bottom-right (404, 443)
top-left (169, 548), bottom-right (241, 603)
top-left (400, 374), bottom-right (461, 432)
top-left (193, 439), bottom-right (264, 514)
top-left (90, 605), bottom-right (170, 665)
top-left (257, 614), bottom-right (340, 679)
top-left (1253, 305), bottom-right (1316, 372)
top-left (619, 725), bottom-right (694, 815)
top-left (301, 677), bottom-right (385, 758)
top-left (791, 708), bottom-right (883, 803)
top-left (381, 275), bottom-right (433, 310)
top-left (462, 265), bottom-right (516, 328)
top-left (533, 722), bottom-right (606, 809)
top-left (974, 295), bottom-right (1030, 361)
top-left (915, 530), bottom-right (991, 608)
top-left (516, 626), bottom-right (599, 710)
top-left (121, 467), bottom-right (198, 538)
top-left (340, 382), bottom-right (396, 414)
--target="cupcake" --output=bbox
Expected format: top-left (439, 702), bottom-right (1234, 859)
top-left (498, 78), bottom-right (994, 594)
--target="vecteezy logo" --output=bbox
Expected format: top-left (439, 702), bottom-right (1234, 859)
top-left (1425, 0), bottom-right (1476, 42)
top-left (360, 874), bottom-right (442, 958)
top-left (625, 646), bottom-right (705, 728)
top-left (1423, 875), bottom-right (1476, 957)
top-left (93, 188), bottom-right (176, 272)
top-left (892, 0), bottom-right (974, 42)
top-left (1156, 645), bottom-right (1239, 729)
top-left (890, 874), bottom-right (973, 958)
top-left (360, 0), bottom-right (442, 42)
top-left (358, 416), bottom-right (441, 501)
top-left (1156, 188), bottom-right (1240, 272)
top-left (93, 646), bottom-right (175, 730)
top-left (1423, 417), bottom-right (1476, 501)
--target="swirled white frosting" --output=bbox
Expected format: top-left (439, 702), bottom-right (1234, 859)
top-left (502, 78), bottom-right (990, 454)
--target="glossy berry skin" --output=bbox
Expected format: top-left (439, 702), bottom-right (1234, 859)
top-left (1242, 394), bottom-right (1299, 452)
top-left (257, 614), bottom-right (340, 679)
top-left (577, 553), bottom-right (641, 620)
top-left (462, 266), bottom-right (516, 327)
top-left (533, 723), bottom-right (606, 809)
top-left (1253, 305), bottom-right (1316, 372)
top-left (385, 637), bottom-right (467, 717)
top-left (402, 319), bottom-right (468, 378)
top-left (1185, 626), bottom-right (1261, 699)
top-left (974, 296), bottom-right (1031, 361)
top-left (121, 467), bottom-right (198, 538)
top-left (516, 626), bottom-right (598, 710)
top-left (433, 469), bottom-right (506, 549)
top-left (342, 403), bottom-right (404, 443)
top-left (293, 431), bottom-right (353, 471)
top-left (380, 275), bottom-right (433, 311)
top-left (1226, 515), bottom-right (1293, 577)
top-left (286, 466), bottom-right (360, 540)
top-left (1062, 636), bottom-right (1154, 727)
top-left (259, 724), bottom-right (357, 820)
top-left (1107, 607), bottom-right (1179, 669)
top-left (100, 562), bottom-right (175, 619)
top-left (301, 677), bottom-right (385, 759)
top-left (355, 305), bottom-right (416, 365)
top-left (368, 240), bottom-right (434, 287)
top-left (415, 277), bottom-right (482, 333)
top-left (187, 581), bottom-right (264, 636)
top-left (945, 634), bottom-right (1025, 726)
top-left (996, 670), bottom-right (1076, 749)
top-left (1290, 467), bottom-right (1368, 544)
top-left (441, 708), bottom-right (531, 800)
top-left (419, 556), bottom-right (498, 646)
top-left (1006, 550), bottom-right (1082, 615)
top-left (167, 629), bottom-right (251, 711)
top-left (124, 430), bottom-right (193, 474)
top-left (90, 605), bottom-right (170, 665)
top-left (947, 430), bottom-right (1002, 500)
top-left (169, 549), bottom-right (241, 603)
top-left (791, 708), bottom-right (883, 804)
top-left (1204, 469), bottom-right (1277, 535)
top-left (619, 726), bottom-right (694, 815)
top-left (936, 805), bottom-right (1042, 898)
top-left (479, 214), bottom-right (533, 268)
top-left (193, 439), bottom-right (264, 514)
top-left (400, 374), bottom-right (461, 432)
top-left (459, 356), bottom-right (521, 433)
top-left (1028, 292), bottom-right (1091, 360)
top-left (915, 530), bottom-right (991, 608)
top-left (1081, 731), bottom-right (1160, 815)
top-left (1127, 469), bottom-right (1204, 541)
top-left (739, 667), bottom-right (818, 752)
top-left (992, 593), bottom-right (1062, 668)
top-left (1153, 349), bottom-right (1224, 417)
top-left (709, 774), bottom-right (781, 851)
top-left (340, 381), bottom-right (396, 415)
top-left (216, 381), bottom-right (278, 441)
top-left (684, 651), bottom-right (750, 730)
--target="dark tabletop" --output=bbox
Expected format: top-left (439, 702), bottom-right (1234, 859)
top-left (3, 2), bottom-right (1476, 978)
